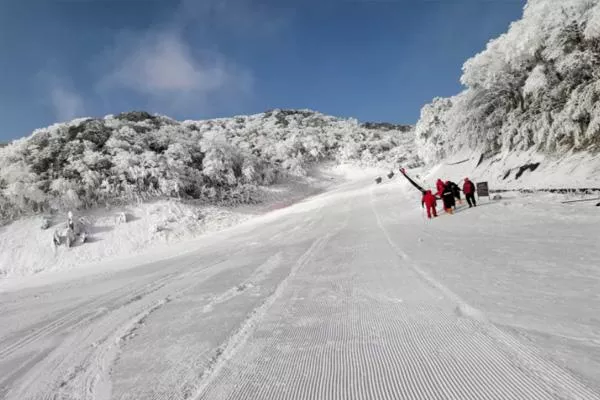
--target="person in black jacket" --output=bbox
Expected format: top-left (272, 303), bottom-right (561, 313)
top-left (441, 182), bottom-right (455, 214)
top-left (447, 180), bottom-right (462, 206)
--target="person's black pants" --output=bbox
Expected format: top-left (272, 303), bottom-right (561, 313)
top-left (466, 193), bottom-right (477, 207)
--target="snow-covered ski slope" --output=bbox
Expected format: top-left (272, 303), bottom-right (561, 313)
top-left (1, 175), bottom-right (599, 399)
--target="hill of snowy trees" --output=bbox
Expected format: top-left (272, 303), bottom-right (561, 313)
top-left (0, 110), bottom-right (417, 221)
top-left (415, 0), bottom-right (600, 165)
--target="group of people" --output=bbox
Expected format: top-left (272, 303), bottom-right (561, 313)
top-left (421, 178), bottom-right (477, 219)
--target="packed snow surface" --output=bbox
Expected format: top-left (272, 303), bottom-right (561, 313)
top-left (1, 174), bottom-right (599, 399)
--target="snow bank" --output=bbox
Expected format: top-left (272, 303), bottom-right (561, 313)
top-left (417, 150), bottom-right (600, 191)
top-left (0, 166), bottom-right (371, 280)
top-left (0, 170), bottom-right (323, 279)
top-left (0, 200), bottom-right (249, 278)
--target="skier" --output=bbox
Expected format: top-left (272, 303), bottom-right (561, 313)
top-left (441, 182), bottom-right (455, 214)
top-left (447, 180), bottom-right (462, 205)
top-left (421, 190), bottom-right (438, 219)
top-left (463, 177), bottom-right (477, 208)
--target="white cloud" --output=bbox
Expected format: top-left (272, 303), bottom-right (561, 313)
top-left (50, 85), bottom-right (84, 121)
top-left (38, 74), bottom-right (85, 122)
top-left (100, 31), bottom-right (252, 110)
top-left (110, 33), bottom-right (223, 94)
top-left (94, 0), bottom-right (291, 114)
top-left (37, 69), bottom-right (85, 122)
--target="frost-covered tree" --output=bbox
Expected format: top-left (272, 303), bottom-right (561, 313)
top-left (0, 109), bottom-right (417, 221)
top-left (415, 0), bottom-right (600, 164)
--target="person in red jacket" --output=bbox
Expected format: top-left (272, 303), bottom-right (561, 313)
top-left (463, 177), bottom-right (477, 207)
top-left (436, 179), bottom-right (445, 197)
top-left (421, 190), bottom-right (438, 219)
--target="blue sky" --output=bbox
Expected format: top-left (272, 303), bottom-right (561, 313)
top-left (0, 0), bottom-right (525, 140)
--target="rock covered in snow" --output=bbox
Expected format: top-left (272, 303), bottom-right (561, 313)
top-left (52, 212), bottom-right (89, 248)
top-left (53, 226), bottom-right (75, 248)
top-left (40, 217), bottom-right (51, 230)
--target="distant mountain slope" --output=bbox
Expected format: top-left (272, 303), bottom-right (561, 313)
top-left (0, 109), bottom-right (418, 221)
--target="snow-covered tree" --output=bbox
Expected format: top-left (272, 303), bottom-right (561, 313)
top-left (415, 0), bottom-right (600, 164)
top-left (0, 109), bottom-right (417, 221)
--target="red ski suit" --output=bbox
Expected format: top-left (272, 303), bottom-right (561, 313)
top-left (421, 190), bottom-right (438, 219)
top-left (463, 178), bottom-right (477, 207)
top-left (436, 179), bottom-right (445, 196)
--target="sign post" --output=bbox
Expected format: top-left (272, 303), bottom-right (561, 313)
top-left (476, 181), bottom-right (490, 200)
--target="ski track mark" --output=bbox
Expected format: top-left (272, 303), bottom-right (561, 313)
top-left (3, 271), bottom-right (182, 400)
top-left (202, 252), bottom-right (283, 314)
top-left (110, 246), bottom-right (304, 400)
top-left (0, 249), bottom-right (240, 363)
top-left (369, 186), bottom-right (600, 400)
top-left (63, 253), bottom-right (252, 400)
top-left (190, 232), bottom-right (336, 400)
top-left (1, 246), bottom-right (255, 400)
top-left (190, 202), bottom-right (358, 400)
top-left (87, 296), bottom-right (173, 400)
top-left (0, 270), bottom-right (179, 362)
top-left (2, 208), bottom-right (326, 400)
